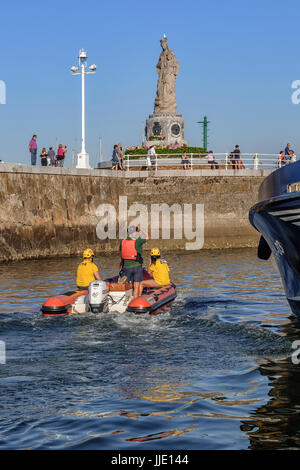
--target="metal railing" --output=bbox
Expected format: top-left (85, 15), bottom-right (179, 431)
top-left (109, 153), bottom-right (297, 171)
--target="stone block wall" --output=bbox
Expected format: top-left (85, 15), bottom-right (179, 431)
top-left (0, 165), bottom-right (267, 262)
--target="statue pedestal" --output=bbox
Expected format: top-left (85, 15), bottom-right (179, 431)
top-left (143, 114), bottom-right (188, 148)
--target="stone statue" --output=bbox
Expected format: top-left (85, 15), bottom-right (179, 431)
top-left (154, 37), bottom-right (179, 115)
top-left (143, 36), bottom-right (187, 147)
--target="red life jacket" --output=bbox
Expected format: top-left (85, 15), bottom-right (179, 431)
top-left (121, 240), bottom-right (137, 260)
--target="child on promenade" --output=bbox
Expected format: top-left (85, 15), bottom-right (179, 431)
top-left (40, 148), bottom-right (48, 166)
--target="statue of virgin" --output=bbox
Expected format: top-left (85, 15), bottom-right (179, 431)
top-left (154, 37), bottom-right (179, 115)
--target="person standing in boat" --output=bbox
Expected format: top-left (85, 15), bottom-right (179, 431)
top-left (76, 249), bottom-right (102, 290)
top-left (139, 248), bottom-right (171, 294)
top-left (120, 224), bottom-right (150, 298)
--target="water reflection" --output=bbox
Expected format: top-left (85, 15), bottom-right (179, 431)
top-left (241, 320), bottom-right (300, 449)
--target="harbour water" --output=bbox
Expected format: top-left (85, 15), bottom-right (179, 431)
top-left (0, 249), bottom-right (299, 450)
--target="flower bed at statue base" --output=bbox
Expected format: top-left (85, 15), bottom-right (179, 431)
top-left (125, 145), bottom-right (207, 157)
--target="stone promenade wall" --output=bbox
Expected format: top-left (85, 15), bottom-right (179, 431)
top-left (0, 164), bottom-right (270, 262)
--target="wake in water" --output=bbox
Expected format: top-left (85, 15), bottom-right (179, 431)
top-left (0, 250), bottom-right (297, 450)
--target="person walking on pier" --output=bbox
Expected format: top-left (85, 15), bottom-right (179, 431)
top-left (56, 144), bottom-right (67, 167)
top-left (29, 135), bottom-right (38, 165)
top-left (147, 145), bottom-right (157, 170)
top-left (181, 151), bottom-right (191, 169)
top-left (278, 150), bottom-right (286, 168)
top-left (112, 144), bottom-right (121, 170)
top-left (205, 150), bottom-right (219, 169)
top-left (289, 149), bottom-right (296, 164)
top-left (118, 144), bottom-right (125, 170)
top-left (48, 147), bottom-right (56, 166)
top-left (40, 148), bottom-right (48, 167)
top-left (231, 145), bottom-right (241, 170)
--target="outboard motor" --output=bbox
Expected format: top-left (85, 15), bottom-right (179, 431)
top-left (88, 280), bottom-right (108, 313)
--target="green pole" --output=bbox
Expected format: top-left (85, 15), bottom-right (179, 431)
top-left (197, 116), bottom-right (210, 151)
top-left (203, 116), bottom-right (208, 151)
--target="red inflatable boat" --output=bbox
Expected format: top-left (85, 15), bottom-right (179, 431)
top-left (41, 270), bottom-right (176, 317)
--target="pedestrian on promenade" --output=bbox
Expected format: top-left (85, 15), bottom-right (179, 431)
top-left (118, 144), bottom-right (125, 170)
top-left (56, 144), bottom-right (67, 167)
top-left (285, 143), bottom-right (291, 156)
top-left (112, 144), bottom-right (121, 170)
top-left (48, 147), bottom-right (56, 166)
top-left (205, 150), bottom-right (219, 169)
top-left (40, 148), bottom-right (48, 167)
top-left (228, 152), bottom-right (234, 169)
top-left (29, 135), bottom-right (38, 165)
top-left (147, 145), bottom-right (157, 170)
top-left (289, 149), bottom-right (296, 164)
top-left (181, 151), bottom-right (191, 169)
top-left (253, 154), bottom-right (260, 170)
top-left (231, 145), bottom-right (241, 170)
top-left (278, 151), bottom-right (286, 168)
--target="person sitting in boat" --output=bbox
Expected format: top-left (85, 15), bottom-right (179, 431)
top-left (139, 248), bottom-right (171, 295)
top-left (76, 249), bottom-right (102, 290)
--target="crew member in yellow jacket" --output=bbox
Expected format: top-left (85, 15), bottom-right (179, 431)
top-left (77, 249), bottom-right (102, 289)
top-left (139, 248), bottom-right (171, 295)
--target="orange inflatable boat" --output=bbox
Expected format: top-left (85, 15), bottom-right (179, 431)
top-left (41, 270), bottom-right (176, 316)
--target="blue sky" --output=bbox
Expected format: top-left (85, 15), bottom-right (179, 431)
top-left (1, 0), bottom-right (300, 165)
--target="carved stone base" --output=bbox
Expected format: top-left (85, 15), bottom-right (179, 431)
top-left (143, 114), bottom-right (188, 147)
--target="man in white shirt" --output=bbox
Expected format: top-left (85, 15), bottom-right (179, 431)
top-left (147, 145), bottom-right (156, 170)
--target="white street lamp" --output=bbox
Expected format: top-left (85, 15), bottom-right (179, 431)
top-left (71, 48), bottom-right (97, 169)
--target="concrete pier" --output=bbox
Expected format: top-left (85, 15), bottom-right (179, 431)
top-left (0, 163), bottom-right (271, 262)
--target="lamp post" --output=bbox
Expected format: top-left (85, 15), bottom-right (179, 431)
top-left (71, 48), bottom-right (97, 169)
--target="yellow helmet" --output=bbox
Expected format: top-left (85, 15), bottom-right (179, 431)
top-left (151, 248), bottom-right (160, 256)
top-left (83, 248), bottom-right (94, 259)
